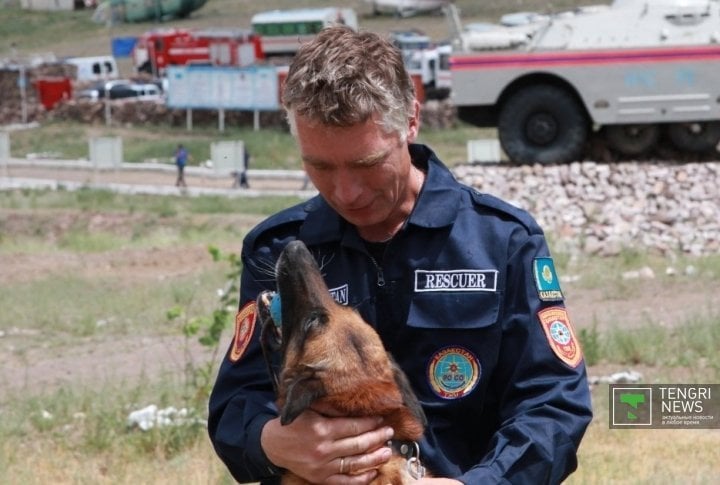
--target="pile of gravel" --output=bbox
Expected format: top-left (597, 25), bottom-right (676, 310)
top-left (454, 160), bottom-right (720, 257)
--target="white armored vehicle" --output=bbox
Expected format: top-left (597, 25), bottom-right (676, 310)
top-left (448, 0), bottom-right (720, 163)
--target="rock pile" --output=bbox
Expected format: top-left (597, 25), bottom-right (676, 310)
top-left (49, 99), bottom-right (288, 128)
top-left (454, 160), bottom-right (720, 256)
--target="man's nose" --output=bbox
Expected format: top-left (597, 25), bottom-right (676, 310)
top-left (332, 170), bottom-right (363, 205)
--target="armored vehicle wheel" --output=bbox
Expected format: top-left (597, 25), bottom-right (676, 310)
top-left (498, 85), bottom-right (588, 164)
top-left (668, 122), bottom-right (720, 154)
top-left (604, 124), bottom-right (660, 156)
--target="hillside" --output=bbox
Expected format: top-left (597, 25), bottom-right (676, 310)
top-left (2, 0), bottom-right (603, 64)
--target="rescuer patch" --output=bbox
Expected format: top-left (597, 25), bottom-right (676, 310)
top-left (229, 301), bottom-right (256, 363)
top-left (537, 306), bottom-right (582, 368)
top-left (427, 346), bottom-right (481, 399)
top-left (533, 257), bottom-right (564, 301)
top-left (414, 269), bottom-right (498, 292)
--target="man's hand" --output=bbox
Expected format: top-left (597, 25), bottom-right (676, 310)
top-left (260, 408), bottom-right (394, 484)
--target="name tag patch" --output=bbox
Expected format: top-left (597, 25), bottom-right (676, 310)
top-left (329, 284), bottom-right (349, 305)
top-left (533, 257), bottom-right (564, 301)
top-left (414, 269), bottom-right (498, 292)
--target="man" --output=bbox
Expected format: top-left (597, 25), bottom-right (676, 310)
top-left (209, 26), bottom-right (592, 484)
top-left (174, 143), bottom-right (189, 187)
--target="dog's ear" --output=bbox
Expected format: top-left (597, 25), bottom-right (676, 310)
top-left (279, 365), bottom-right (327, 425)
top-left (389, 353), bottom-right (428, 427)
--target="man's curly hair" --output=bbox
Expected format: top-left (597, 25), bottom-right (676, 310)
top-left (282, 26), bottom-right (416, 141)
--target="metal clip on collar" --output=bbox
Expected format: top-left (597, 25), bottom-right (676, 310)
top-left (387, 439), bottom-right (425, 480)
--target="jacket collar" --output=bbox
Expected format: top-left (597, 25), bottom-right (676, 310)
top-left (298, 144), bottom-right (461, 246)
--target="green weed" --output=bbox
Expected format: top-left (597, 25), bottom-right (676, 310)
top-left (578, 321), bottom-right (601, 366)
top-left (596, 312), bottom-right (720, 373)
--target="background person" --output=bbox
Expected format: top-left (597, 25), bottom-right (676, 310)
top-left (174, 143), bottom-right (189, 187)
top-left (208, 26), bottom-right (592, 485)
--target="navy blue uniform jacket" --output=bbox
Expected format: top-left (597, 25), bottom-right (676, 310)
top-left (208, 144), bottom-right (593, 484)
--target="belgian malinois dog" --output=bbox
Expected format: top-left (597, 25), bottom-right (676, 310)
top-left (257, 240), bottom-right (428, 484)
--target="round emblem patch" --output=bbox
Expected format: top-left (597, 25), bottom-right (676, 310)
top-left (427, 346), bottom-right (480, 399)
top-left (229, 301), bottom-right (256, 363)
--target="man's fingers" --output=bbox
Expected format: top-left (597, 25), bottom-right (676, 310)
top-left (349, 445), bottom-right (393, 474)
top-left (325, 446), bottom-right (393, 485)
top-left (335, 424), bottom-right (394, 455)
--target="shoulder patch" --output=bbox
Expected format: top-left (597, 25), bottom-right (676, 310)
top-left (533, 257), bottom-right (564, 301)
top-left (229, 301), bottom-right (256, 363)
top-left (537, 306), bottom-right (583, 368)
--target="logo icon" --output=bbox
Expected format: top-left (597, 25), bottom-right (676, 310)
top-left (427, 346), bottom-right (480, 399)
top-left (611, 386), bottom-right (652, 426)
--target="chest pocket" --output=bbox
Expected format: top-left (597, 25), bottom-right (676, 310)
top-left (407, 291), bottom-right (501, 330)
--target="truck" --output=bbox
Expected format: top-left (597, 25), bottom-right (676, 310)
top-left (391, 30), bottom-right (452, 100)
top-left (64, 55), bottom-right (119, 82)
top-left (251, 8), bottom-right (358, 57)
top-left (446, 0), bottom-right (720, 163)
top-left (132, 28), bottom-right (264, 77)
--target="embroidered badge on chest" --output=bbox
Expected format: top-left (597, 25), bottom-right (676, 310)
top-left (229, 301), bottom-right (256, 362)
top-left (533, 257), bottom-right (564, 301)
top-left (537, 306), bottom-right (583, 368)
top-left (427, 346), bottom-right (481, 399)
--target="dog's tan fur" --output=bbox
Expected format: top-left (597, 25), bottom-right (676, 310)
top-left (258, 241), bottom-right (427, 485)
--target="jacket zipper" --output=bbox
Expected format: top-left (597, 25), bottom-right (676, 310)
top-left (367, 254), bottom-right (386, 287)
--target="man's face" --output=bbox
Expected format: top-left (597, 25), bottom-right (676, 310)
top-left (294, 111), bottom-right (419, 238)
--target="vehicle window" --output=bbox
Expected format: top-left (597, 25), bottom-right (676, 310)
top-left (109, 86), bottom-right (134, 99)
top-left (92, 63), bottom-right (101, 75)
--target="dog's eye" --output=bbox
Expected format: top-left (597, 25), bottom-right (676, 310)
top-left (303, 310), bottom-right (328, 334)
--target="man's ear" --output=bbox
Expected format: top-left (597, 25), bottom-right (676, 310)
top-left (406, 99), bottom-right (421, 143)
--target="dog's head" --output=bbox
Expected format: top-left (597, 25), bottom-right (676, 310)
top-left (257, 240), bottom-right (425, 439)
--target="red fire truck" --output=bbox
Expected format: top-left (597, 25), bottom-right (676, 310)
top-left (132, 28), bottom-right (264, 76)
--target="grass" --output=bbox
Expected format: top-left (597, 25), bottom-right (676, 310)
top-left (0, 378), bottom-right (233, 484)
top-left (597, 315), bottom-right (720, 373)
top-left (6, 119), bottom-right (491, 167)
top-left (0, 186), bottom-right (302, 216)
top-left (569, 393), bottom-right (720, 484)
top-left (0, 188), bottom-right (718, 483)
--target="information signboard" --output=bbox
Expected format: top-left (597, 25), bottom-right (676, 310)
top-left (166, 66), bottom-right (279, 110)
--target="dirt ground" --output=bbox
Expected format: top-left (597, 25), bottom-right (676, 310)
top-left (0, 179), bottom-right (717, 399)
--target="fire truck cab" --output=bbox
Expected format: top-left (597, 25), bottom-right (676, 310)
top-left (132, 28), bottom-right (264, 76)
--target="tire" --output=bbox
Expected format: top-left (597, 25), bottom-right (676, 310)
top-left (604, 124), bottom-right (660, 157)
top-left (668, 121), bottom-right (720, 154)
top-left (498, 84), bottom-right (588, 164)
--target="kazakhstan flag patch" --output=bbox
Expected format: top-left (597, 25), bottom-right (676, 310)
top-left (533, 257), bottom-right (564, 301)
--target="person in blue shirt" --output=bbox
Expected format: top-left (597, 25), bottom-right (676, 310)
top-left (208, 26), bottom-right (592, 485)
top-left (174, 143), bottom-right (189, 187)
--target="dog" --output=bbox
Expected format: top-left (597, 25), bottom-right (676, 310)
top-left (257, 240), bottom-right (429, 484)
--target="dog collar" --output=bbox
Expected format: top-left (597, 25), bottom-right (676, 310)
top-left (387, 439), bottom-right (426, 479)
